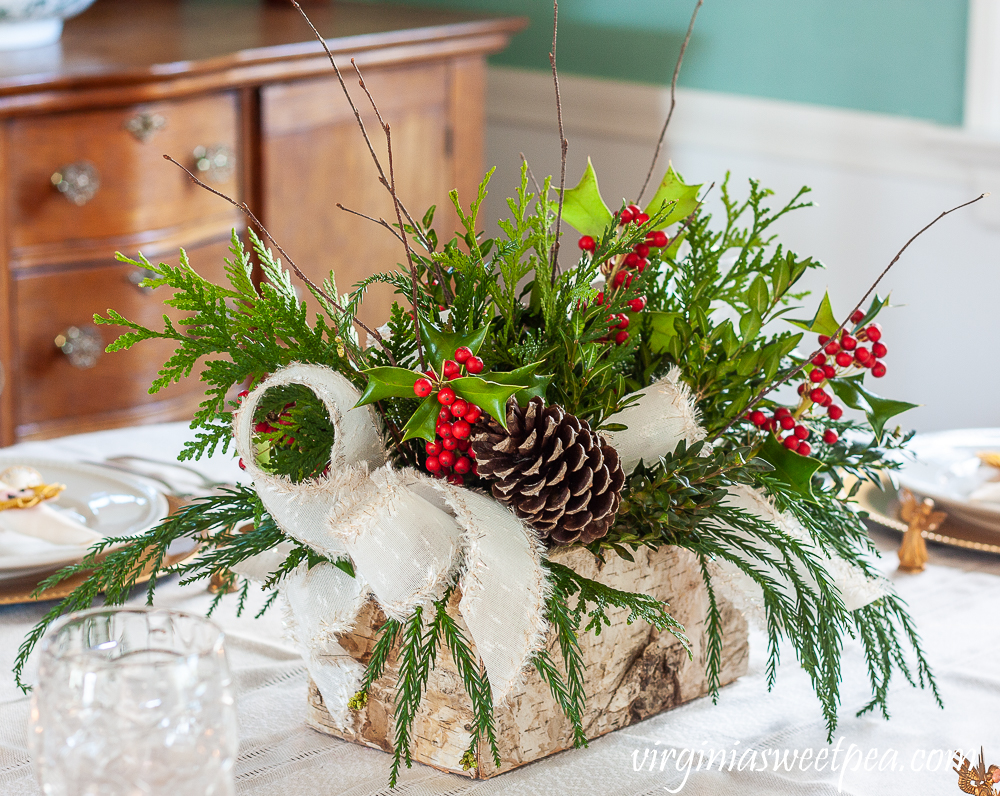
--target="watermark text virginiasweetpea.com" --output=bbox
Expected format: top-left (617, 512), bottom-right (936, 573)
top-left (632, 738), bottom-right (962, 793)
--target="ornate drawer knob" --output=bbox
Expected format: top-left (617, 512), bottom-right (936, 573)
top-left (124, 112), bottom-right (167, 143)
top-left (51, 162), bottom-right (100, 206)
top-left (54, 325), bottom-right (103, 369)
top-left (193, 144), bottom-right (234, 184)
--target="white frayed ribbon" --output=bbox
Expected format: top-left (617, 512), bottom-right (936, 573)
top-left (231, 363), bottom-right (547, 704)
top-left (604, 367), bottom-right (891, 620)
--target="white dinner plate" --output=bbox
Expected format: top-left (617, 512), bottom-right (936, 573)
top-left (896, 428), bottom-right (1000, 534)
top-left (0, 457), bottom-right (169, 581)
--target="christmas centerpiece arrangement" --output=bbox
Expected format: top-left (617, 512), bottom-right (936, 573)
top-left (17, 0), bottom-right (979, 786)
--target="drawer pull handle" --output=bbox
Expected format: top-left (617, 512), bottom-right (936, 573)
top-left (54, 325), bottom-right (103, 369)
top-left (193, 144), bottom-right (234, 184)
top-left (51, 162), bottom-right (100, 206)
top-left (127, 267), bottom-right (157, 294)
top-left (124, 112), bottom-right (167, 143)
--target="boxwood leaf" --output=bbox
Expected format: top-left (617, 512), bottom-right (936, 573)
top-left (556, 157), bottom-right (613, 238)
top-left (356, 366), bottom-right (421, 407)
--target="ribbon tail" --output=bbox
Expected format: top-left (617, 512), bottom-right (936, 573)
top-left (433, 485), bottom-right (550, 704)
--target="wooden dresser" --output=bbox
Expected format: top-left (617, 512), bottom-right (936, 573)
top-left (0, 0), bottom-right (522, 445)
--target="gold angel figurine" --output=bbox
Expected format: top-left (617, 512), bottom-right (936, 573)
top-left (897, 489), bottom-right (946, 573)
top-left (953, 748), bottom-right (1000, 795)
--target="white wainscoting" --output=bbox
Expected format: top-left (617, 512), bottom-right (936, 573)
top-left (483, 66), bottom-right (1000, 432)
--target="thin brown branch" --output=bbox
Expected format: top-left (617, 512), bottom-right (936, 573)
top-left (163, 155), bottom-right (394, 365)
top-left (520, 152), bottom-right (543, 197)
top-left (386, 123), bottom-right (426, 368)
top-left (636, 0), bottom-right (703, 204)
top-left (711, 192), bottom-right (989, 442)
top-left (336, 203), bottom-right (404, 242)
top-left (549, 0), bottom-right (569, 285)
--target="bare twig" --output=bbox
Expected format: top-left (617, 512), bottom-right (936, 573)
top-left (548, 0), bottom-right (569, 285)
top-left (336, 203), bottom-right (404, 242)
top-left (164, 155), bottom-right (394, 365)
top-left (712, 192), bottom-right (989, 442)
top-left (289, 1), bottom-right (428, 249)
top-left (636, 0), bottom-right (703, 204)
top-left (520, 152), bottom-right (543, 197)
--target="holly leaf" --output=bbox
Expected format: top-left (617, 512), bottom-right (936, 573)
top-left (486, 363), bottom-right (552, 402)
top-left (853, 293), bottom-right (890, 330)
top-left (788, 291), bottom-right (839, 337)
top-left (355, 366), bottom-right (421, 407)
top-left (449, 377), bottom-right (524, 430)
top-left (557, 157), bottom-right (613, 238)
top-left (647, 311), bottom-right (682, 354)
top-left (644, 164), bottom-right (701, 228)
top-left (400, 395), bottom-right (440, 443)
top-left (417, 317), bottom-right (489, 372)
top-left (759, 435), bottom-right (823, 499)
top-left (828, 376), bottom-right (917, 442)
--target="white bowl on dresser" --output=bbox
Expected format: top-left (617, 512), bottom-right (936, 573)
top-left (0, 0), bottom-right (98, 50)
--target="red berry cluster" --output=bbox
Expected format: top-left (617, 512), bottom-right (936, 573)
top-left (241, 392), bottom-right (307, 471)
top-left (577, 204), bottom-right (669, 346)
top-left (745, 312), bottom-right (889, 455)
top-left (412, 346), bottom-right (483, 485)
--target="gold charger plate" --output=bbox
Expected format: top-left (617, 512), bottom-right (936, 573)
top-left (0, 495), bottom-right (198, 606)
top-left (856, 477), bottom-right (1000, 555)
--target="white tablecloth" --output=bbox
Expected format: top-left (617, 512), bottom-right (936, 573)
top-left (0, 422), bottom-right (998, 795)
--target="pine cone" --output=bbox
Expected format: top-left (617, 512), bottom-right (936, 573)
top-left (471, 397), bottom-right (625, 545)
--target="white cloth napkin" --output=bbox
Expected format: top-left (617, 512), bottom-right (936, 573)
top-left (0, 480), bottom-right (101, 553)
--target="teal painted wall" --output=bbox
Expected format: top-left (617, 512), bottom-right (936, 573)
top-left (377, 0), bottom-right (969, 125)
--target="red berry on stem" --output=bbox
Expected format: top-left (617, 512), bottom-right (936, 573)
top-left (442, 437), bottom-right (458, 451)
top-left (464, 405), bottom-right (482, 424)
top-left (865, 323), bottom-right (882, 343)
top-left (776, 407), bottom-right (792, 418)
top-left (835, 351), bottom-right (854, 368)
top-left (453, 456), bottom-right (472, 475)
top-left (635, 243), bottom-right (651, 258)
top-left (854, 346), bottom-right (871, 363)
top-left (448, 474), bottom-right (465, 486)
top-left (797, 383), bottom-right (808, 395)
top-left (436, 422), bottom-right (453, 438)
top-left (450, 399), bottom-right (469, 418)
top-left (578, 235), bottom-right (596, 252)
top-left (596, 291), bottom-right (605, 306)
top-left (810, 387), bottom-right (827, 403)
top-left (254, 421), bottom-right (274, 433)
top-left (822, 364), bottom-right (837, 379)
top-left (794, 424), bottom-right (810, 440)
top-left (783, 436), bottom-right (801, 452)
top-left (636, 259), bottom-right (649, 273)
top-left (780, 415), bottom-right (796, 430)
top-left (619, 208), bottom-right (634, 225)
top-left (818, 335), bottom-right (830, 345)
top-left (850, 310), bottom-right (865, 324)
top-left (454, 346), bottom-right (472, 364)
top-left (238, 458), bottom-right (246, 470)
top-left (613, 271), bottom-right (626, 288)
top-left (812, 354), bottom-right (827, 366)
top-left (616, 315), bottom-right (630, 329)
top-left (871, 362), bottom-right (887, 378)
top-left (438, 408), bottom-right (452, 422)
top-left (426, 441), bottom-right (442, 456)
top-left (827, 405), bottom-right (844, 420)
top-left (798, 442), bottom-right (812, 456)
top-left (823, 429), bottom-right (839, 445)
top-left (624, 252), bottom-right (640, 267)
top-left (466, 356), bottom-right (484, 374)
top-left (457, 439), bottom-right (470, 452)
top-left (413, 378), bottom-right (432, 398)
top-left (425, 456), bottom-right (442, 473)
top-left (628, 297), bottom-right (647, 312)
top-left (809, 368), bottom-right (825, 383)
top-left (652, 230), bottom-right (669, 247)
top-left (443, 360), bottom-right (460, 378)
top-left (452, 420), bottom-right (472, 440)
top-left (824, 341), bottom-right (841, 355)
top-left (841, 334), bottom-right (857, 351)
top-left (238, 390), bottom-right (249, 401)
top-left (872, 341), bottom-right (887, 358)
top-left (439, 450), bottom-right (456, 468)
top-left (634, 212), bottom-right (650, 225)
top-left (615, 330), bottom-right (630, 345)
top-left (750, 410), bottom-right (766, 426)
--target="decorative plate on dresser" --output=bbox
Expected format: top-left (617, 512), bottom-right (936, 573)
top-left (0, 0), bottom-right (524, 445)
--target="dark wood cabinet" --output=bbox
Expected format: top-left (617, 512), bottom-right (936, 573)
top-left (0, 0), bottom-right (522, 445)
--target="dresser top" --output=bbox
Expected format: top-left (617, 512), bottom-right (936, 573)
top-left (0, 0), bottom-right (524, 100)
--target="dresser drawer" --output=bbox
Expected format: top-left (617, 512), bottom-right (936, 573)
top-left (13, 237), bottom-right (232, 434)
top-left (8, 93), bottom-right (240, 252)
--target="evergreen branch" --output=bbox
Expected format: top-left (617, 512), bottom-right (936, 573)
top-left (533, 650), bottom-right (586, 746)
